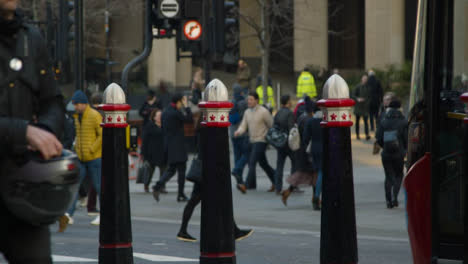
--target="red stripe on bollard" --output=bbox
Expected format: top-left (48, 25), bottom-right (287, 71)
top-left (199, 101), bottom-right (234, 109)
top-left (200, 252), bottom-right (236, 258)
top-left (98, 104), bottom-right (132, 111)
top-left (201, 122), bottom-right (231, 128)
top-left (100, 243), bottom-right (133, 249)
top-left (320, 121), bottom-right (354, 128)
top-left (316, 98), bottom-right (355, 108)
top-left (101, 123), bottom-right (129, 128)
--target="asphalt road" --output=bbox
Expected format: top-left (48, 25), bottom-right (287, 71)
top-left (2, 130), bottom-right (421, 264)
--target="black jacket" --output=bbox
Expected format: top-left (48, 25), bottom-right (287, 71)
top-left (302, 116), bottom-right (323, 170)
top-left (141, 122), bottom-right (165, 167)
top-left (162, 104), bottom-right (192, 164)
top-left (376, 108), bottom-right (408, 159)
top-left (274, 107), bottom-right (294, 133)
top-left (0, 14), bottom-right (63, 159)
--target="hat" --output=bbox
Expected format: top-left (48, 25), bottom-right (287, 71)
top-left (71, 90), bottom-right (88, 104)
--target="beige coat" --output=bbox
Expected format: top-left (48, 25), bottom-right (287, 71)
top-left (235, 105), bottom-right (273, 143)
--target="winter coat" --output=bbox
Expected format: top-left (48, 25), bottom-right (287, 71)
top-left (0, 13), bottom-right (63, 159)
top-left (376, 108), bottom-right (408, 159)
top-left (236, 105), bottom-right (273, 143)
top-left (229, 93), bottom-right (247, 136)
top-left (367, 75), bottom-right (383, 111)
top-left (302, 114), bottom-right (323, 170)
top-left (141, 122), bottom-right (165, 167)
top-left (236, 65), bottom-right (251, 89)
top-left (352, 84), bottom-right (370, 116)
top-left (162, 104), bottom-right (192, 164)
top-left (73, 105), bottom-right (102, 162)
top-left (274, 107), bottom-right (294, 133)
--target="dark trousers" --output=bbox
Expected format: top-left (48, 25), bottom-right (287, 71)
top-left (231, 137), bottom-right (251, 185)
top-left (246, 142), bottom-right (275, 189)
top-left (0, 202), bottom-right (52, 264)
top-left (155, 162), bottom-right (186, 196)
top-left (146, 163), bottom-right (166, 186)
top-left (369, 105), bottom-right (379, 131)
top-left (274, 147), bottom-right (296, 192)
top-left (382, 157), bottom-right (404, 203)
top-left (355, 114), bottom-right (369, 138)
top-left (179, 183), bottom-right (242, 235)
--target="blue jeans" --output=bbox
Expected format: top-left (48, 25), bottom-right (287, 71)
top-left (231, 137), bottom-right (251, 185)
top-left (314, 169), bottom-right (322, 198)
top-left (67, 158), bottom-right (102, 216)
top-left (231, 136), bottom-right (244, 164)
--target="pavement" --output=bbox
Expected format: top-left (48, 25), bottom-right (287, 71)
top-left (1, 128), bottom-right (423, 264)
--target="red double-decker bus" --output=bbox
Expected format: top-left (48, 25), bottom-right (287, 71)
top-left (404, 0), bottom-right (467, 263)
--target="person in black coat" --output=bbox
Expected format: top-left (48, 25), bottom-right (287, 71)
top-left (141, 109), bottom-right (166, 193)
top-left (0, 4), bottom-right (64, 263)
top-left (367, 71), bottom-right (383, 131)
top-left (152, 93), bottom-right (193, 202)
top-left (302, 109), bottom-right (324, 210)
top-left (376, 99), bottom-right (408, 209)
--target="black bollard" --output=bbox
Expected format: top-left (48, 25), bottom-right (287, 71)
top-left (98, 83), bottom-right (134, 264)
top-left (198, 79), bottom-right (236, 264)
top-left (317, 75), bottom-right (358, 264)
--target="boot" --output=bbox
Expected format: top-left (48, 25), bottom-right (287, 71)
top-left (152, 182), bottom-right (164, 202)
top-left (281, 189), bottom-right (291, 206)
top-left (312, 197), bottom-right (321, 211)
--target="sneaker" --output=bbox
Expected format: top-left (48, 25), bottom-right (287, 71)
top-left (87, 210), bottom-right (100, 216)
top-left (91, 215), bottom-right (100, 226)
top-left (235, 229), bottom-right (254, 241)
top-left (176, 231), bottom-right (197, 242)
top-left (79, 196), bottom-right (88, 208)
top-left (58, 213), bottom-right (73, 232)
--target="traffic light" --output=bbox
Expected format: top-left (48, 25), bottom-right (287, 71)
top-left (152, 0), bottom-right (183, 38)
top-left (57, 0), bottom-right (74, 61)
top-left (176, 0), bottom-right (204, 56)
top-left (213, 0), bottom-right (239, 64)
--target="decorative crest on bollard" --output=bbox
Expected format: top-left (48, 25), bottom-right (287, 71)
top-left (99, 83), bottom-right (131, 128)
top-left (461, 92), bottom-right (468, 124)
top-left (198, 79), bottom-right (234, 127)
top-left (317, 74), bottom-right (355, 127)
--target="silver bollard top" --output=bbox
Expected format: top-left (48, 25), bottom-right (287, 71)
top-left (103, 83), bottom-right (126, 104)
top-left (322, 74), bottom-right (350, 99)
top-left (203, 79), bottom-right (229, 102)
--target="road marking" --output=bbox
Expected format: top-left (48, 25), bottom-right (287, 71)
top-left (132, 216), bottom-right (409, 243)
top-left (134, 253), bottom-right (197, 262)
top-left (52, 255), bottom-right (97, 262)
top-left (152, 243), bottom-right (167, 246)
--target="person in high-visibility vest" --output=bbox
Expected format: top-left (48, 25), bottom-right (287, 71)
top-left (296, 68), bottom-right (317, 99)
top-left (256, 85), bottom-right (275, 109)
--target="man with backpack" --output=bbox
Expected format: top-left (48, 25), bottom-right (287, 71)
top-left (376, 99), bottom-right (408, 209)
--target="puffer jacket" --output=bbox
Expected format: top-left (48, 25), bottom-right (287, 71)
top-left (74, 105), bottom-right (102, 161)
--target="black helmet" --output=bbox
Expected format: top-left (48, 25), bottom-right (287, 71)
top-left (0, 150), bottom-right (80, 226)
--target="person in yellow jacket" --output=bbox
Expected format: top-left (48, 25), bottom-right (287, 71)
top-left (59, 90), bottom-right (102, 232)
top-left (296, 67), bottom-right (317, 99)
top-left (256, 85), bottom-right (275, 109)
